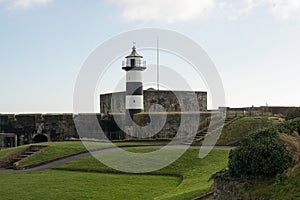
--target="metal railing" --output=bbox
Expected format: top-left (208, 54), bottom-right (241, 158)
top-left (122, 60), bottom-right (146, 68)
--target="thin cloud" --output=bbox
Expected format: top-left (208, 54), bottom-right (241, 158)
top-left (113, 0), bottom-right (215, 23)
top-left (112, 0), bottom-right (300, 22)
top-left (0, 0), bottom-right (52, 9)
top-left (217, 0), bottom-right (260, 20)
top-left (266, 0), bottom-right (300, 20)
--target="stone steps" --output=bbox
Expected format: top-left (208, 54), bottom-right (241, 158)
top-left (192, 117), bottom-right (239, 143)
top-left (6, 145), bottom-right (47, 168)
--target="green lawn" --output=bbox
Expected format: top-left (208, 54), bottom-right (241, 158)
top-left (1, 141), bottom-right (169, 168)
top-left (1, 144), bottom-right (229, 199)
top-left (217, 116), bottom-right (283, 146)
top-left (0, 170), bottom-right (180, 200)
top-left (57, 148), bottom-right (230, 200)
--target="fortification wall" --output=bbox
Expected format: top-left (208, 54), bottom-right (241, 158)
top-left (74, 112), bottom-right (210, 141)
top-left (0, 112), bottom-right (211, 146)
top-left (0, 114), bottom-right (78, 146)
top-left (224, 106), bottom-right (292, 117)
top-left (132, 112), bottom-right (210, 139)
top-left (100, 90), bottom-right (207, 114)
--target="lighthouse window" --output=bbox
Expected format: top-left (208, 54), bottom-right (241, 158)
top-left (130, 59), bottom-right (135, 66)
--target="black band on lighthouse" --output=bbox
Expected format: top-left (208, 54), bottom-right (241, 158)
top-left (126, 82), bottom-right (143, 95)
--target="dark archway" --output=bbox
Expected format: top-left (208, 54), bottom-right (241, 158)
top-left (33, 134), bottom-right (48, 143)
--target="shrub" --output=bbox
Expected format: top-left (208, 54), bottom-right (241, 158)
top-left (228, 129), bottom-right (292, 178)
top-left (277, 118), bottom-right (300, 135)
top-left (286, 107), bottom-right (300, 120)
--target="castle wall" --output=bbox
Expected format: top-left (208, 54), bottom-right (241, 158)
top-left (100, 92), bottom-right (125, 114)
top-left (73, 112), bottom-right (211, 141)
top-left (0, 90), bottom-right (208, 146)
top-left (100, 90), bottom-right (207, 114)
top-left (0, 112), bottom-right (211, 146)
top-left (0, 114), bottom-right (79, 146)
top-left (132, 112), bottom-right (211, 139)
top-left (43, 114), bottom-right (77, 141)
top-left (223, 106), bottom-right (292, 117)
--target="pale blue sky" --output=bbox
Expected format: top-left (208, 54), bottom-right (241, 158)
top-left (0, 0), bottom-right (300, 113)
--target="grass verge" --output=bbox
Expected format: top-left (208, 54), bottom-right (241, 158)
top-left (56, 148), bottom-right (230, 200)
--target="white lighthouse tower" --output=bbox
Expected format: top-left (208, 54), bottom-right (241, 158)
top-left (122, 46), bottom-right (146, 125)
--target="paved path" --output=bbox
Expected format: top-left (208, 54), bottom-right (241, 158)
top-left (0, 145), bottom-right (233, 174)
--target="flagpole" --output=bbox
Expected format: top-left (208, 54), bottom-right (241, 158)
top-left (157, 36), bottom-right (160, 91)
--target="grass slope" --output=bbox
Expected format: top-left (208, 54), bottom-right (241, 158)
top-left (0, 145), bottom-right (27, 158)
top-left (57, 148), bottom-right (230, 200)
top-left (0, 170), bottom-right (179, 200)
top-left (0, 141), bottom-right (169, 168)
top-left (217, 116), bottom-right (283, 146)
top-left (18, 142), bottom-right (108, 168)
top-left (245, 164), bottom-right (300, 199)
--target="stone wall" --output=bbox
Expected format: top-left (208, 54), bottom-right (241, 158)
top-left (0, 114), bottom-right (78, 146)
top-left (43, 114), bottom-right (76, 141)
top-left (100, 90), bottom-right (207, 114)
top-left (0, 111), bottom-right (211, 146)
top-left (213, 170), bottom-right (255, 200)
top-left (132, 112), bottom-right (211, 139)
top-left (75, 112), bottom-right (211, 141)
top-left (223, 106), bottom-right (292, 117)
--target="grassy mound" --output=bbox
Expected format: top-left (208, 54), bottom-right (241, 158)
top-left (217, 116), bottom-right (283, 146)
top-left (18, 142), bottom-right (91, 168)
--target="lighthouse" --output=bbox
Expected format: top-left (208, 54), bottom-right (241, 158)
top-left (122, 46), bottom-right (146, 125)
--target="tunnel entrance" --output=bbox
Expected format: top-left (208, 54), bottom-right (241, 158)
top-left (33, 134), bottom-right (48, 143)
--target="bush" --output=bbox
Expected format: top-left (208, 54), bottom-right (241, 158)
top-left (286, 107), bottom-right (300, 120)
top-left (228, 129), bottom-right (292, 178)
top-left (277, 118), bottom-right (300, 135)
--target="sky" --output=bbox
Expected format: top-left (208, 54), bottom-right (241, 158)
top-left (0, 0), bottom-right (300, 113)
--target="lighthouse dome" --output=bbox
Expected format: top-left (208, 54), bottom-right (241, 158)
top-left (125, 46), bottom-right (143, 58)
